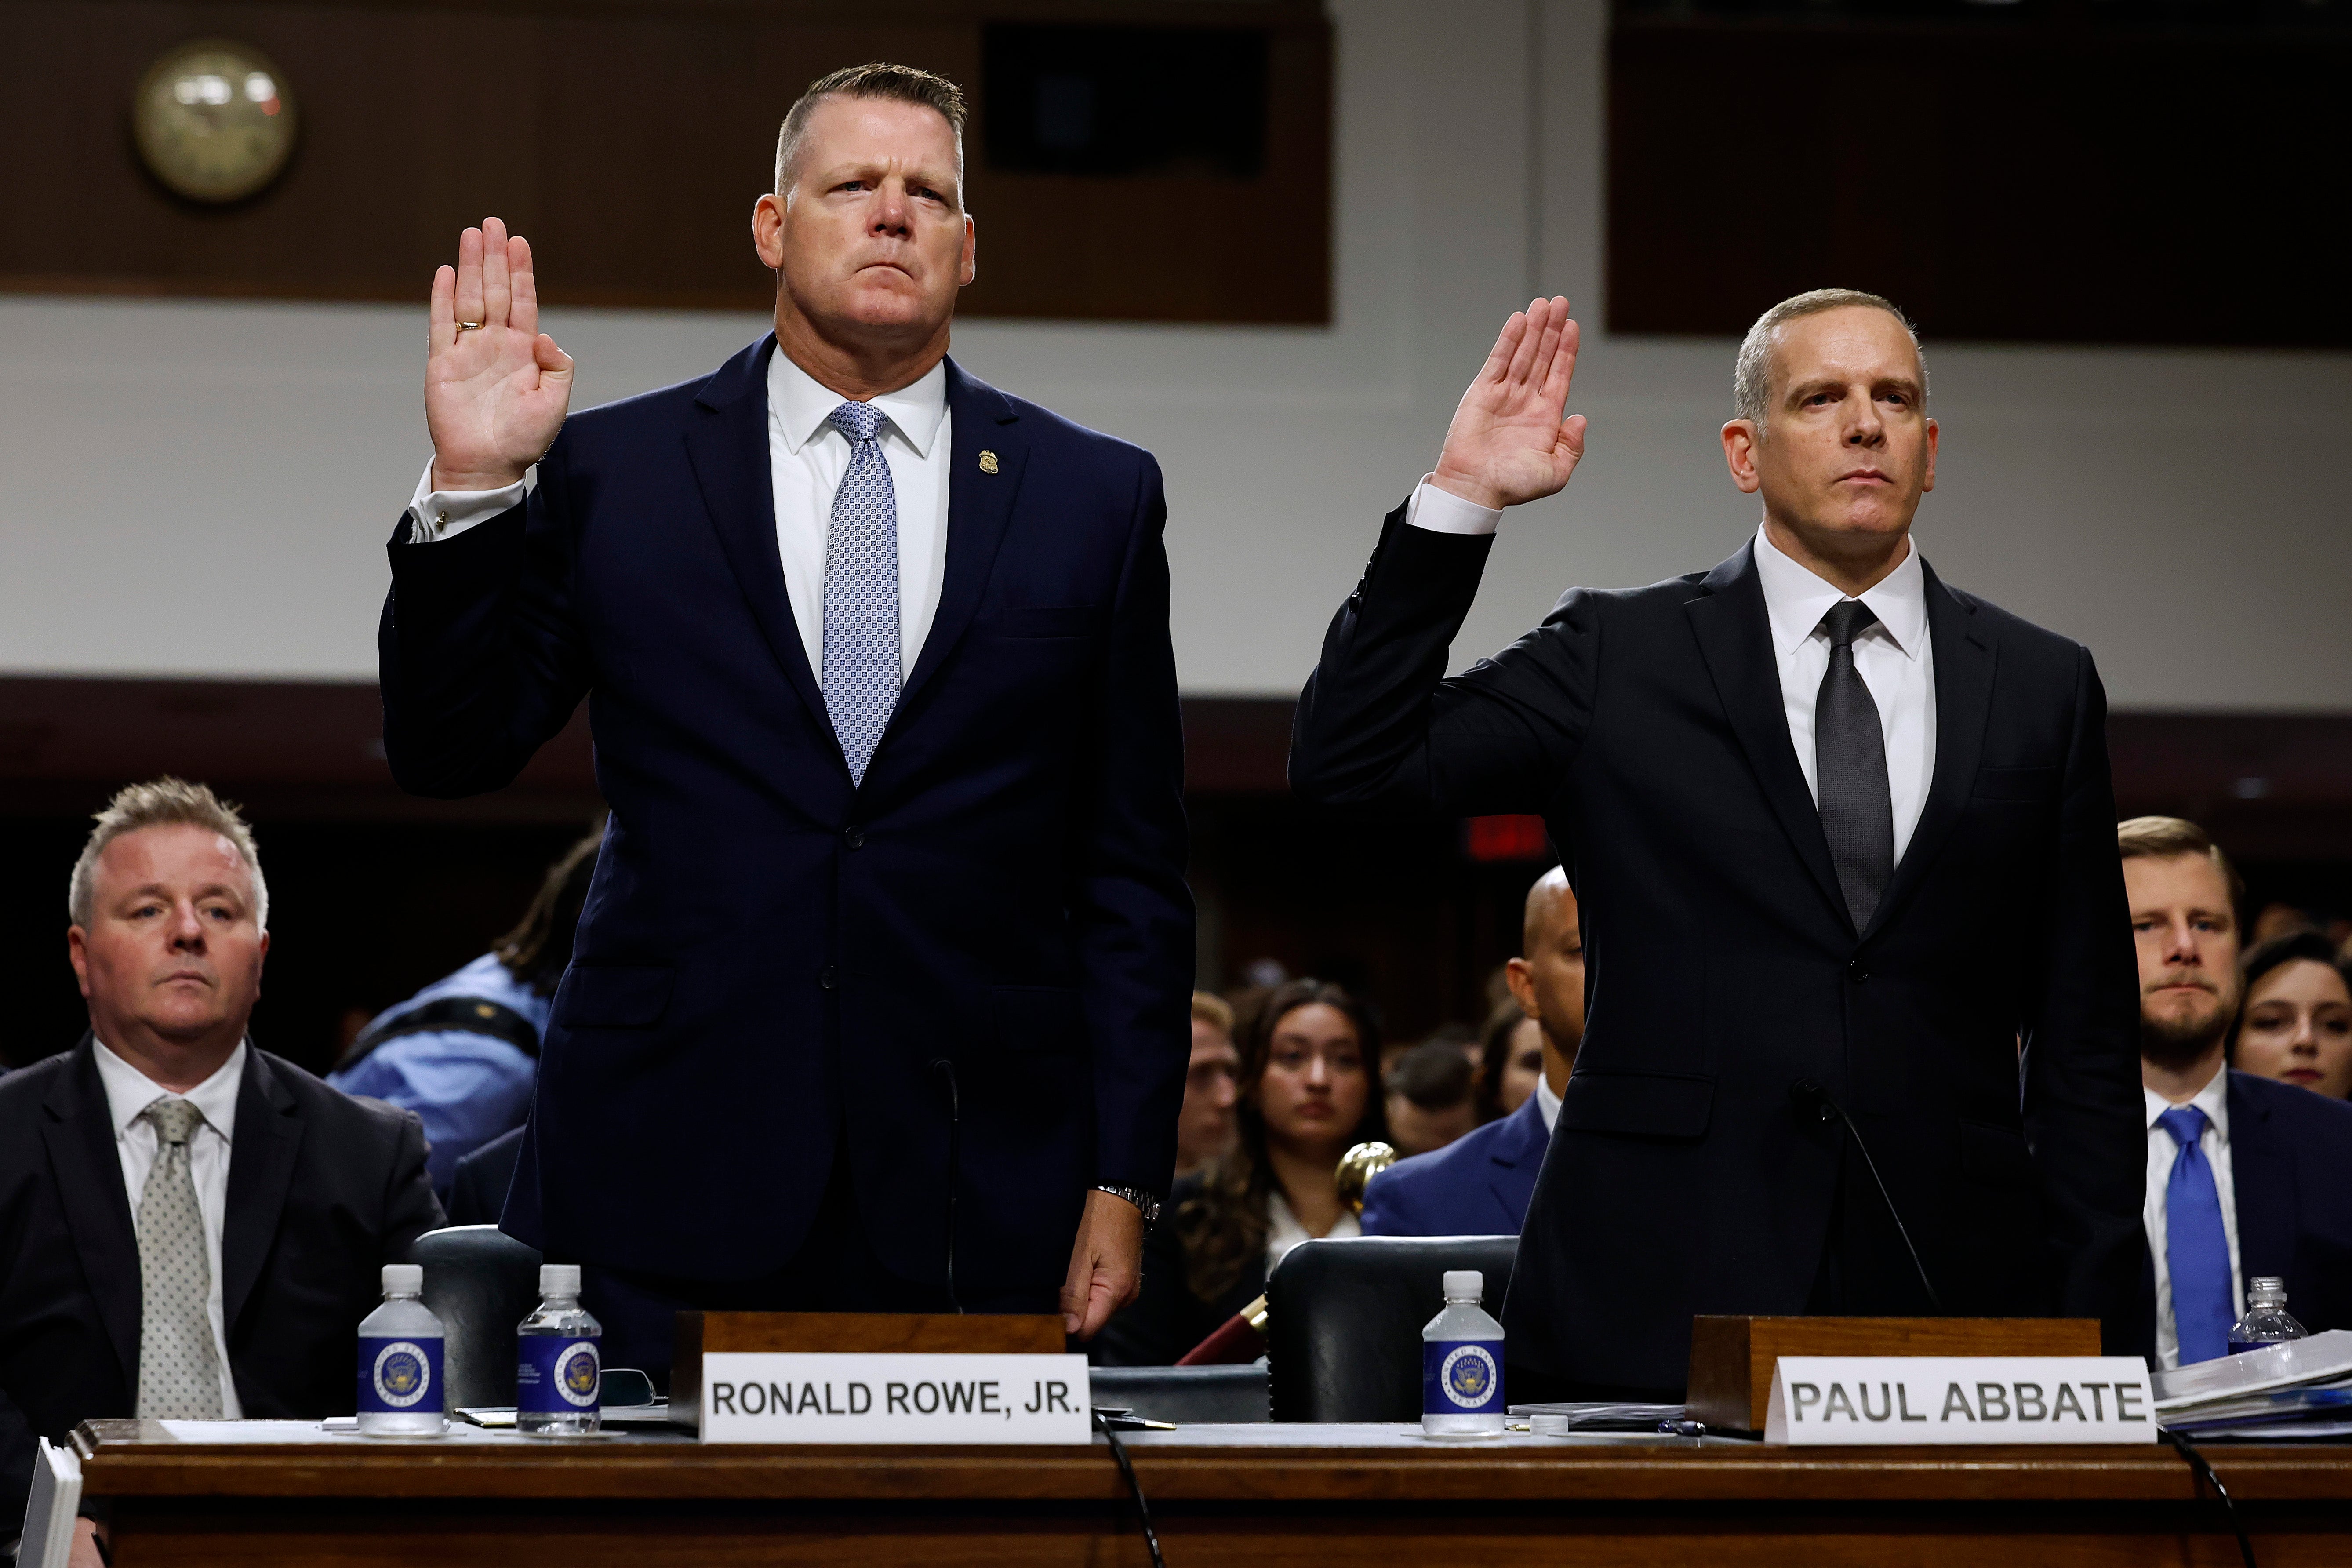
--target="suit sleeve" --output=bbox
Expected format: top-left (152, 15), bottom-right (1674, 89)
top-left (378, 439), bottom-right (591, 798)
top-left (1357, 1166), bottom-right (1424, 1237)
top-left (1289, 501), bottom-right (1595, 818)
top-left (2022, 646), bottom-right (2148, 1355)
top-left (381, 1110), bottom-right (448, 1261)
top-left (1072, 455), bottom-right (1196, 1199)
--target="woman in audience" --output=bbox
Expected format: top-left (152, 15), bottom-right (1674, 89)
top-left (1475, 998), bottom-right (1544, 1123)
top-left (2232, 929), bottom-right (2352, 1099)
top-left (1090, 979), bottom-right (1385, 1364)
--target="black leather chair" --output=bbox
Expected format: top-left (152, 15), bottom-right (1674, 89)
top-left (1088, 1364), bottom-right (1269, 1424)
top-left (1265, 1235), bottom-right (1518, 1422)
top-left (409, 1223), bottom-right (544, 1409)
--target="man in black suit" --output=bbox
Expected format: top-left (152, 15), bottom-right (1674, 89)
top-left (0, 780), bottom-right (443, 1529)
top-left (1292, 291), bottom-right (2144, 1397)
top-left (379, 63), bottom-right (1189, 1375)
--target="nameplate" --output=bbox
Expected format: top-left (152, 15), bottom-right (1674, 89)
top-left (698, 1352), bottom-right (1092, 1444)
top-left (1764, 1357), bottom-right (2157, 1445)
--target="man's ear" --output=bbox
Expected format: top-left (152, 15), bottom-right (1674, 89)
top-left (1921, 417), bottom-right (1938, 494)
top-left (67, 926), bottom-right (93, 999)
top-left (1504, 957), bottom-right (1539, 1019)
top-left (1722, 419), bottom-right (1763, 495)
top-left (959, 211), bottom-right (977, 288)
top-left (752, 192), bottom-right (787, 271)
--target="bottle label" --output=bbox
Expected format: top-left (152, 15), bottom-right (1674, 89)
top-left (518, 1334), bottom-right (602, 1413)
top-left (357, 1336), bottom-right (443, 1413)
top-left (1423, 1339), bottom-right (1505, 1415)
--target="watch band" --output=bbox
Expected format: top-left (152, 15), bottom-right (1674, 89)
top-left (1091, 1183), bottom-right (1162, 1229)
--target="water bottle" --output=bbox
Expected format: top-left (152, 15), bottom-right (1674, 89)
top-left (517, 1263), bottom-right (603, 1436)
top-left (356, 1263), bottom-right (446, 1437)
top-left (2228, 1276), bottom-right (2308, 1356)
top-left (1422, 1269), bottom-right (1506, 1438)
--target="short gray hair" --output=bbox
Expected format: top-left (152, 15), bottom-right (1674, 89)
top-left (68, 778), bottom-right (268, 931)
top-left (774, 62), bottom-right (968, 199)
top-left (1732, 288), bottom-right (1927, 431)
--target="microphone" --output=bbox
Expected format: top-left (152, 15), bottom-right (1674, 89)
top-left (929, 1058), bottom-right (965, 1315)
top-left (1789, 1078), bottom-right (1944, 1313)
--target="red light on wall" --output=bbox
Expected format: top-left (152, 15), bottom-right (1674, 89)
top-left (1463, 815), bottom-right (1549, 862)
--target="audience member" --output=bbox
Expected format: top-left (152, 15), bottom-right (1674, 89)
top-left (1384, 1040), bottom-right (1478, 1156)
top-left (1175, 993), bottom-right (1243, 1181)
top-left (1379, 1022), bottom-right (1472, 1092)
top-left (2232, 928), bottom-right (2352, 1099)
top-left (1091, 979), bottom-right (1384, 1364)
top-left (329, 822), bottom-right (602, 1198)
top-left (1477, 1001), bottom-right (1544, 1122)
top-left (2121, 817), bottom-right (2352, 1368)
top-left (0, 780), bottom-right (443, 1526)
top-left (1363, 869), bottom-right (1583, 1237)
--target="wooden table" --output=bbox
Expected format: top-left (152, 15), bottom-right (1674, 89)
top-left (74, 1417), bottom-right (2352, 1566)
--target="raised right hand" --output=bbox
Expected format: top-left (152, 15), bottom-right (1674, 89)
top-left (425, 217), bottom-right (574, 491)
top-left (1431, 295), bottom-right (1588, 512)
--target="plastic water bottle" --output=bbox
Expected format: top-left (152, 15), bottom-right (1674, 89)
top-left (356, 1263), bottom-right (446, 1437)
top-left (1422, 1269), bottom-right (1506, 1438)
top-left (517, 1263), bottom-right (603, 1436)
top-left (2228, 1276), bottom-right (2308, 1356)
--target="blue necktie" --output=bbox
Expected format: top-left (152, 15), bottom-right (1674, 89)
top-left (2158, 1105), bottom-right (2234, 1364)
top-left (821, 401), bottom-right (900, 786)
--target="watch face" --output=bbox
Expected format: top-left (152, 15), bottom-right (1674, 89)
top-left (132, 40), bottom-right (298, 203)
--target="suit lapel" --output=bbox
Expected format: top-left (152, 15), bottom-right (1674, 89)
top-left (897, 358), bottom-right (1027, 717)
top-left (1683, 546), bottom-right (1850, 931)
top-left (39, 1037), bottom-right (142, 1389)
top-left (2226, 1075), bottom-right (2297, 1284)
top-left (221, 1048), bottom-right (303, 1336)
top-left (1861, 562), bottom-right (1996, 942)
top-left (1486, 1095), bottom-right (1549, 1229)
top-left (683, 334), bottom-right (834, 748)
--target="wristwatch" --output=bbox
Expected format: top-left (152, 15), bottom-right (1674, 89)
top-left (1091, 1183), bottom-right (1163, 1230)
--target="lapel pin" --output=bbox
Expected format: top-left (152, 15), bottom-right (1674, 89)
top-left (978, 450), bottom-right (1000, 474)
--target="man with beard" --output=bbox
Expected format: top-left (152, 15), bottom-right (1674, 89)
top-left (2122, 816), bottom-right (2352, 1367)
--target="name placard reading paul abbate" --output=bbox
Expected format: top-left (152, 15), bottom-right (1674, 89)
top-left (1764, 1357), bottom-right (2157, 1445)
top-left (698, 1353), bottom-right (1092, 1444)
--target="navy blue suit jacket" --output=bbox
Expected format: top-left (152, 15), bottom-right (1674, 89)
top-left (379, 340), bottom-right (1193, 1295)
top-left (1359, 1091), bottom-right (1549, 1237)
top-left (2141, 1070), bottom-right (2352, 1348)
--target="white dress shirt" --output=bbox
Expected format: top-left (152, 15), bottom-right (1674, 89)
top-left (404, 350), bottom-right (952, 685)
top-left (2144, 1066), bottom-right (2243, 1371)
top-left (1407, 480), bottom-right (1938, 863)
top-left (1265, 1187), bottom-right (1361, 1276)
top-left (1533, 1071), bottom-right (1562, 1135)
top-left (91, 1039), bottom-right (247, 1418)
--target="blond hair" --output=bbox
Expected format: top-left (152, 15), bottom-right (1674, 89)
top-left (2117, 815), bottom-right (2242, 907)
top-left (68, 778), bottom-right (268, 930)
top-left (774, 62), bottom-right (968, 197)
top-left (1733, 287), bottom-right (1927, 431)
top-left (1190, 990), bottom-right (1234, 1035)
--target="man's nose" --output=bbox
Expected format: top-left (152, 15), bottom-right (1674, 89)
top-left (1846, 399), bottom-right (1886, 445)
top-left (869, 179), bottom-right (912, 237)
top-left (2161, 917), bottom-right (2202, 964)
top-left (168, 901), bottom-right (206, 950)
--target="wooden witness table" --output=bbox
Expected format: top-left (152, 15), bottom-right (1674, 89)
top-left (73, 1417), bottom-right (2352, 1566)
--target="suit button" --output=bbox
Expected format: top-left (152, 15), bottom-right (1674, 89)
top-left (1848, 961), bottom-right (1870, 983)
top-left (819, 965), bottom-right (839, 990)
top-left (843, 826), bottom-right (865, 849)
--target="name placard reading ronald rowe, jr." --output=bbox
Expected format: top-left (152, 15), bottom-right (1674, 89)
top-left (1764, 1357), bottom-right (2158, 1446)
top-left (698, 1353), bottom-right (1093, 1444)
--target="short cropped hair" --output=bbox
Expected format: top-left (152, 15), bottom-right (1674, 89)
top-left (2117, 815), bottom-right (2244, 909)
top-left (1387, 1039), bottom-right (1475, 1113)
top-left (774, 62), bottom-right (968, 197)
top-left (1190, 990), bottom-right (1234, 1036)
top-left (1733, 288), bottom-right (1927, 430)
top-left (68, 778), bottom-right (268, 931)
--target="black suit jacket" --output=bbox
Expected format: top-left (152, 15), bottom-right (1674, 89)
top-left (1291, 512), bottom-right (2145, 1390)
top-left (0, 1039), bottom-right (443, 1519)
top-left (447, 1124), bottom-right (525, 1229)
top-left (379, 341), bottom-right (1192, 1296)
top-left (2139, 1070), bottom-right (2352, 1350)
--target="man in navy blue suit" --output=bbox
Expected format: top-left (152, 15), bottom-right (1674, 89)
top-left (378, 64), bottom-right (1192, 1375)
top-left (2123, 817), bottom-right (2352, 1368)
top-left (1362, 867), bottom-right (1583, 1236)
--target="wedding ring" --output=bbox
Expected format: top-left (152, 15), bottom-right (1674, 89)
top-left (456, 320), bottom-right (483, 331)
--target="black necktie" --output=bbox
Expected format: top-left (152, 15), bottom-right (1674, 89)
top-left (1815, 600), bottom-right (1894, 931)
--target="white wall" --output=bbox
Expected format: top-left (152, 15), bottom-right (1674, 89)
top-left (3, 0), bottom-right (2347, 707)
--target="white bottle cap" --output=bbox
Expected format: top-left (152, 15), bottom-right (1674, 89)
top-left (1443, 1270), bottom-right (1483, 1300)
top-left (541, 1263), bottom-right (582, 1296)
top-left (382, 1263), bottom-right (423, 1295)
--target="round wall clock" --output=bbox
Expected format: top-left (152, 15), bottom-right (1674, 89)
top-left (132, 40), bottom-right (299, 203)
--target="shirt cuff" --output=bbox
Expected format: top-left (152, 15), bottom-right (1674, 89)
top-left (1404, 475), bottom-right (1504, 537)
top-left (403, 461), bottom-right (532, 543)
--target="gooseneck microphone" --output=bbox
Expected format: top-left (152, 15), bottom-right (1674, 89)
top-left (1789, 1078), bottom-right (1945, 1313)
top-left (929, 1058), bottom-right (965, 1315)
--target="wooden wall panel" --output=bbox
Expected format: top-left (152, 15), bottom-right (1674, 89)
top-left (0, 0), bottom-right (1328, 322)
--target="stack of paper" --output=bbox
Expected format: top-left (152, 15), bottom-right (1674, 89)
top-left (2152, 1328), bottom-right (2352, 1440)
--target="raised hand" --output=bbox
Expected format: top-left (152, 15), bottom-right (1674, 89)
top-left (425, 217), bottom-right (574, 491)
top-left (1431, 295), bottom-right (1588, 512)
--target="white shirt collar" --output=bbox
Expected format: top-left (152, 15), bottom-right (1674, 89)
top-left (1533, 1073), bottom-right (1561, 1135)
top-left (92, 1036), bottom-right (247, 1145)
top-left (2144, 1062), bottom-right (2231, 1144)
top-left (1752, 524), bottom-right (1930, 663)
top-left (767, 348), bottom-right (949, 460)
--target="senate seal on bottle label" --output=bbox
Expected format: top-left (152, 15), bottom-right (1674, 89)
top-left (1423, 1339), bottom-right (1505, 1415)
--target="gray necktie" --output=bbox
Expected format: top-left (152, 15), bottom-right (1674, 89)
top-left (821, 400), bottom-right (901, 786)
top-left (1814, 600), bottom-right (1895, 932)
top-left (135, 1097), bottom-right (223, 1419)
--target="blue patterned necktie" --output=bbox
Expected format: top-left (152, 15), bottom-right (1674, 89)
top-left (2158, 1105), bottom-right (2235, 1364)
top-left (821, 401), bottom-right (900, 785)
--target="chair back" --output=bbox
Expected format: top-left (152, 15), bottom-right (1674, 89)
top-left (1265, 1234), bottom-right (1518, 1422)
top-left (1088, 1363), bottom-right (1269, 1424)
top-left (409, 1223), bottom-right (544, 1409)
